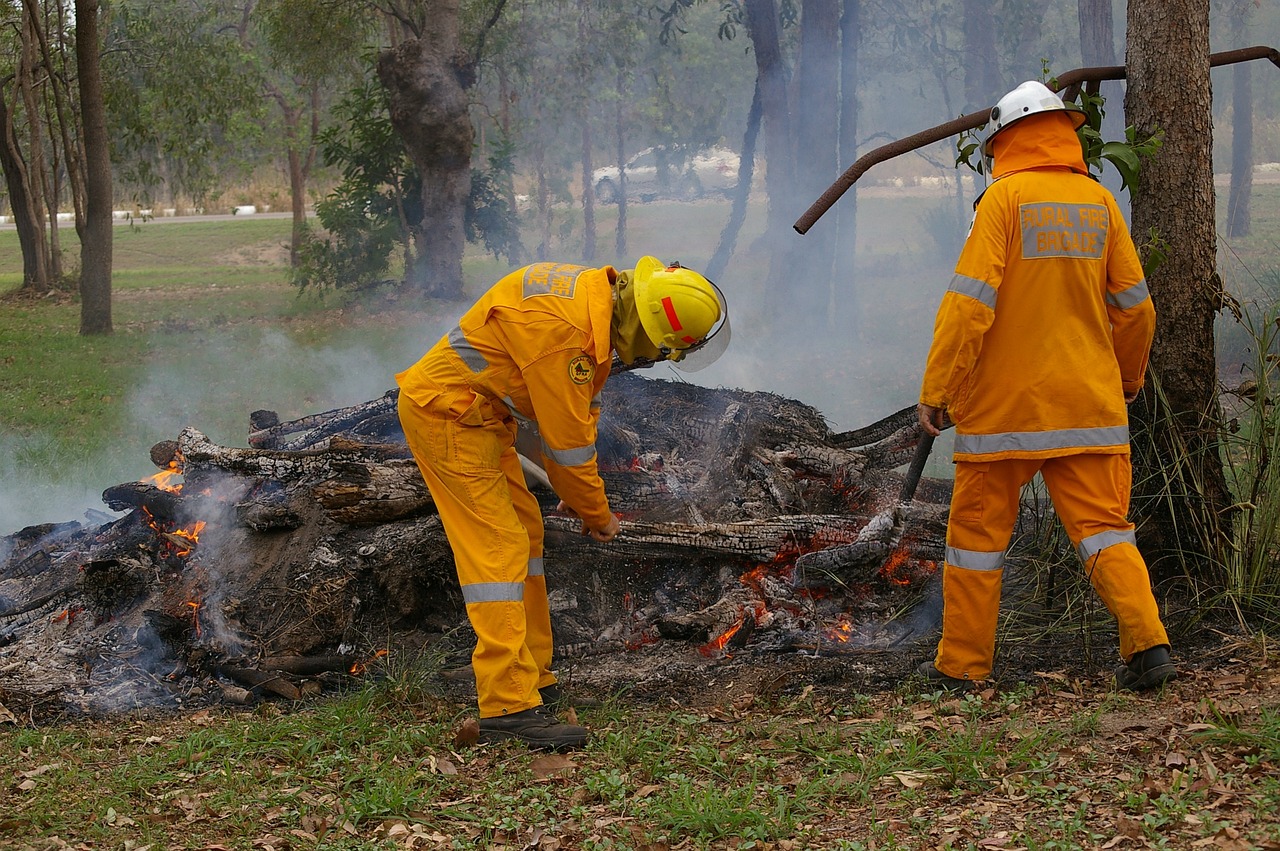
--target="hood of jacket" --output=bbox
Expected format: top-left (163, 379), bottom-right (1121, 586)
top-left (991, 110), bottom-right (1089, 179)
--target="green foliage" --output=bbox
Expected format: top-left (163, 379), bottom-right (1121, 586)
top-left (104, 1), bottom-right (266, 205)
top-left (954, 86), bottom-right (1163, 192)
top-left (1220, 303), bottom-right (1280, 624)
top-left (1071, 89), bottom-right (1164, 192)
top-left (293, 72), bottom-right (523, 293)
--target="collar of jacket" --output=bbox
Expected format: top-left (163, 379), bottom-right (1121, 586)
top-left (991, 111), bottom-right (1089, 179)
top-left (588, 266), bottom-right (618, 365)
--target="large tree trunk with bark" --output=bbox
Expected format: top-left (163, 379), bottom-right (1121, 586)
top-left (376, 2), bottom-right (473, 300)
top-left (76, 0), bottom-right (113, 336)
top-left (1124, 0), bottom-right (1230, 577)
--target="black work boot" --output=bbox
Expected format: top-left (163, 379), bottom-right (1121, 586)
top-left (1115, 645), bottom-right (1177, 692)
top-left (478, 705), bottom-right (589, 751)
top-left (538, 683), bottom-right (565, 711)
top-left (916, 660), bottom-right (978, 694)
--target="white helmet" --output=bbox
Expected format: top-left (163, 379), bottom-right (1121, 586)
top-left (982, 81), bottom-right (1087, 155)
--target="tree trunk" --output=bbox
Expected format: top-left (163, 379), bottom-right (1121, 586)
top-left (577, 1), bottom-right (596, 264)
top-left (791, 0), bottom-right (840, 325)
top-left (834, 0), bottom-right (860, 335)
top-left (376, 3), bottom-right (472, 300)
top-left (76, 0), bottom-right (112, 335)
top-left (962, 0), bottom-right (1001, 109)
top-left (0, 90), bottom-right (50, 290)
top-left (1124, 0), bottom-right (1229, 577)
top-left (742, 0), bottom-right (795, 318)
top-left (613, 67), bottom-right (627, 259)
top-left (1226, 1), bottom-right (1253, 238)
top-left (1078, 0), bottom-right (1126, 198)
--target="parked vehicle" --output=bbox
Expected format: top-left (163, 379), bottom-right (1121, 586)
top-left (592, 146), bottom-right (740, 203)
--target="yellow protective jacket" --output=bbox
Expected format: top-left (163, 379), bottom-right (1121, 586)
top-left (396, 262), bottom-right (617, 530)
top-left (920, 112), bottom-right (1155, 462)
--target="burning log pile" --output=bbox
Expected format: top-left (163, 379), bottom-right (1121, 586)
top-left (0, 373), bottom-right (952, 720)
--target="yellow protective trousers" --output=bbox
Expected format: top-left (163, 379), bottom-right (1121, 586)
top-left (934, 452), bottom-right (1169, 682)
top-left (398, 391), bottom-right (556, 718)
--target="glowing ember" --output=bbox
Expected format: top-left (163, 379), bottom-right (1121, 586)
top-left (350, 649), bottom-right (389, 675)
top-left (185, 600), bottom-right (202, 637)
top-left (51, 606), bottom-right (84, 625)
top-left (878, 546), bottom-right (915, 586)
top-left (825, 614), bottom-right (854, 642)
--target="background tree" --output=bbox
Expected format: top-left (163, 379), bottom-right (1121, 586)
top-left (1125, 0), bottom-right (1232, 576)
top-left (76, 0), bottom-right (111, 336)
top-left (374, 0), bottom-right (508, 298)
top-left (246, 0), bottom-right (372, 266)
top-left (1224, 0), bottom-right (1255, 238)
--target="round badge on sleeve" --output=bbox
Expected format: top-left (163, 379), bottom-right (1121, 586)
top-left (568, 355), bottom-right (595, 384)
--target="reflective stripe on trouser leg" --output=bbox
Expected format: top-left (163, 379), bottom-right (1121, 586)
top-left (502, 419), bottom-right (556, 691)
top-left (397, 393), bottom-right (540, 718)
top-left (1039, 453), bottom-right (1169, 661)
top-left (936, 458), bottom-right (1036, 681)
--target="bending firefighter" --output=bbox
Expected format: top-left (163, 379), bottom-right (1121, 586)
top-left (396, 257), bottom-right (728, 749)
top-left (916, 81), bottom-right (1176, 693)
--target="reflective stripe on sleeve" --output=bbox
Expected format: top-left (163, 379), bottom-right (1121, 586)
top-left (448, 326), bottom-right (489, 373)
top-left (461, 582), bottom-right (525, 604)
top-left (1107, 278), bottom-right (1150, 311)
top-left (954, 425), bottom-right (1129, 456)
top-left (542, 440), bottom-right (596, 467)
top-left (946, 546), bottom-right (1006, 571)
top-left (1077, 528), bottom-right (1136, 562)
top-left (948, 273), bottom-right (998, 310)
top-left (528, 557), bottom-right (544, 577)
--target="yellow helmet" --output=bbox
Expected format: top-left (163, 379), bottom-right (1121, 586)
top-left (632, 256), bottom-right (724, 360)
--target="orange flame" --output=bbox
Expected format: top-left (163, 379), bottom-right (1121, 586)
top-left (349, 649), bottom-right (389, 675)
top-left (825, 614), bottom-right (854, 642)
top-left (186, 600), bottom-right (202, 638)
top-left (700, 615), bottom-right (745, 656)
top-left (145, 460), bottom-right (184, 493)
top-left (51, 606), bottom-right (83, 625)
top-left (169, 522), bottom-right (206, 557)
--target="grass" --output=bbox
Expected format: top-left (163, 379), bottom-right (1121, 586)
top-left (3, 658), bottom-right (1279, 849)
top-left (3, 191), bottom-right (1280, 848)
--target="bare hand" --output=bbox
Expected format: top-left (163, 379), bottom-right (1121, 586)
top-left (1124, 390), bottom-right (1139, 404)
top-left (917, 403), bottom-right (944, 437)
top-left (589, 513), bottom-right (621, 543)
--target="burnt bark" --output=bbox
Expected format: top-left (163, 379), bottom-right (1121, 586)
top-left (1124, 0), bottom-right (1231, 576)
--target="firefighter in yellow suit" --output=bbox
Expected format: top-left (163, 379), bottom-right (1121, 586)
top-left (916, 81), bottom-right (1176, 693)
top-left (397, 257), bottom-right (727, 749)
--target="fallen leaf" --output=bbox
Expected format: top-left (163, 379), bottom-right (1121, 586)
top-left (530, 754), bottom-right (577, 779)
top-left (453, 717), bottom-right (480, 748)
top-left (1166, 751), bottom-right (1189, 768)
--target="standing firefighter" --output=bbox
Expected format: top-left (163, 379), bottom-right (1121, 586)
top-left (397, 257), bottom-right (728, 749)
top-left (916, 81), bottom-right (1176, 693)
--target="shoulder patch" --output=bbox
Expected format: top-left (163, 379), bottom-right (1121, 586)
top-left (568, 355), bottom-right (595, 385)
top-left (523, 262), bottom-right (588, 300)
